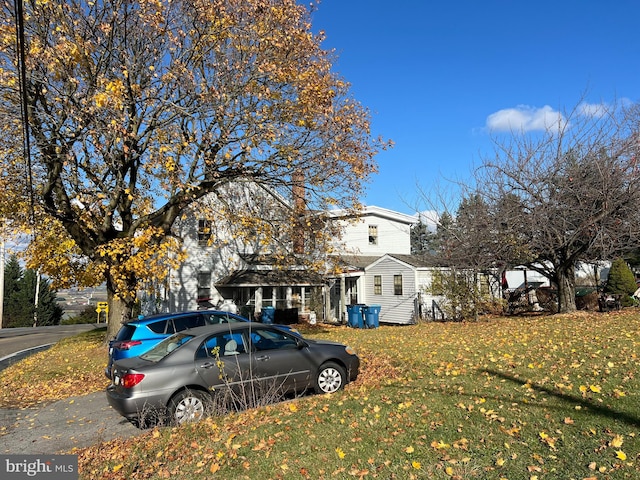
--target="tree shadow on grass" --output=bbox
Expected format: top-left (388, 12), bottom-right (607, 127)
top-left (481, 368), bottom-right (640, 428)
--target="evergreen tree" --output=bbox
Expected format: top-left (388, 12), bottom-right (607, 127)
top-left (35, 276), bottom-right (64, 326)
top-left (410, 220), bottom-right (434, 256)
top-left (2, 256), bottom-right (63, 327)
top-left (3, 255), bottom-right (24, 327)
top-left (605, 258), bottom-right (637, 296)
top-left (433, 212), bottom-right (458, 266)
top-left (17, 269), bottom-right (37, 327)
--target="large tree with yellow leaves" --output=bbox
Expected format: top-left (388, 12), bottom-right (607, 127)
top-left (0, 0), bottom-right (384, 338)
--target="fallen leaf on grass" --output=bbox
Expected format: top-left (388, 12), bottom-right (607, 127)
top-left (609, 435), bottom-right (623, 448)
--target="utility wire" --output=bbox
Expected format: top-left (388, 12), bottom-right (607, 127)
top-left (14, 0), bottom-right (35, 223)
top-left (14, 0), bottom-right (40, 327)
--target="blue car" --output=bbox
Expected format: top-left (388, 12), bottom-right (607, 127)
top-left (106, 310), bottom-right (298, 377)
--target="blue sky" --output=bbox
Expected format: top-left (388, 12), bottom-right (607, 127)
top-left (310, 1), bottom-right (640, 215)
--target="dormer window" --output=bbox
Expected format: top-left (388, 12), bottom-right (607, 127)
top-left (368, 225), bottom-right (378, 245)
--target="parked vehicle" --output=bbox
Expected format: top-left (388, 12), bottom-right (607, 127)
top-left (106, 322), bottom-right (359, 426)
top-left (106, 310), bottom-right (299, 377)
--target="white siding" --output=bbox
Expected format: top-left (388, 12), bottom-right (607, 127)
top-left (364, 257), bottom-right (417, 325)
top-left (159, 193), bottom-right (422, 320)
top-left (164, 182), bottom-right (283, 312)
top-left (168, 214), bottom-right (243, 311)
top-left (335, 208), bottom-right (415, 256)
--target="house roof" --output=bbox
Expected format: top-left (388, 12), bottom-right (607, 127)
top-left (216, 269), bottom-right (324, 287)
top-left (330, 254), bottom-right (432, 271)
top-left (386, 254), bottom-right (433, 268)
top-left (328, 205), bottom-right (417, 225)
top-left (331, 255), bottom-right (382, 271)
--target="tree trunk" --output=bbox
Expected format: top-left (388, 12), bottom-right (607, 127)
top-left (105, 275), bottom-right (135, 343)
top-left (555, 266), bottom-right (577, 313)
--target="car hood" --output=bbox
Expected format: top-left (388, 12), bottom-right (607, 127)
top-left (305, 338), bottom-right (347, 348)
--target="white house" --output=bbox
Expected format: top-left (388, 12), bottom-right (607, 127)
top-left (362, 254), bottom-right (427, 324)
top-left (158, 191), bottom-right (582, 325)
top-left (146, 182), bottom-right (325, 321)
top-left (148, 195), bottom-right (429, 324)
top-left (323, 207), bottom-right (419, 324)
top-left (328, 205), bottom-right (416, 256)
top-left (326, 253), bottom-right (499, 325)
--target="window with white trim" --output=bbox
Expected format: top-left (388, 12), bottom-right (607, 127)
top-left (394, 275), bottom-right (403, 295)
top-left (374, 275), bottom-right (382, 295)
top-left (197, 271), bottom-right (211, 302)
top-left (368, 225), bottom-right (378, 245)
top-left (198, 219), bottom-right (212, 246)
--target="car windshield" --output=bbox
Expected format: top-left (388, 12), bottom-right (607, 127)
top-left (140, 332), bottom-right (195, 362)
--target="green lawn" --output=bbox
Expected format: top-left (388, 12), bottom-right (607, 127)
top-left (7, 312), bottom-right (640, 479)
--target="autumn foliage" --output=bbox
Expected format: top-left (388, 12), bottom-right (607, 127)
top-left (0, 0), bottom-right (385, 337)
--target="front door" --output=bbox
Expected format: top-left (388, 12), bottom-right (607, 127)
top-left (346, 277), bottom-right (359, 305)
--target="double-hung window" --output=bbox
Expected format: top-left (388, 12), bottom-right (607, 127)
top-left (374, 275), bottom-right (382, 295)
top-left (197, 271), bottom-right (211, 302)
top-left (368, 225), bottom-right (378, 245)
top-left (198, 219), bottom-right (212, 246)
top-left (393, 275), bottom-right (403, 296)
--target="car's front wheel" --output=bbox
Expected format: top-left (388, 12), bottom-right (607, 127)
top-left (168, 389), bottom-right (209, 425)
top-left (314, 362), bottom-right (346, 394)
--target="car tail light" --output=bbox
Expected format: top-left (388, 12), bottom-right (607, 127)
top-left (114, 340), bottom-right (142, 350)
top-left (121, 373), bottom-right (145, 388)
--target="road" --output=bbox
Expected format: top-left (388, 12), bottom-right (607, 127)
top-left (0, 323), bottom-right (103, 370)
top-left (0, 323), bottom-right (143, 454)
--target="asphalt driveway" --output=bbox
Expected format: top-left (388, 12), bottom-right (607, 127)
top-left (0, 324), bottom-right (143, 454)
top-left (0, 391), bottom-right (141, 454)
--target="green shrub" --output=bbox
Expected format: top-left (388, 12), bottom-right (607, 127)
top-left (606, 258), bottom-right (637, 294)
top-left (62, 305), bottom-right (100, 324)
top-left (605, 258), bottom-right (637, 307)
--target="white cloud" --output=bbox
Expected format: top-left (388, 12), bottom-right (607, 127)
top-left (486, 105), bottom-right (566, 133)
top-left (577, 101), bottom-right (607, 118)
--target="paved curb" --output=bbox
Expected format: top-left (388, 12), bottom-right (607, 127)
top-left (0, 344), bottom-right (54, 371)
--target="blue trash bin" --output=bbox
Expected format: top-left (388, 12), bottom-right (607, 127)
top-left (261, 306), bottom-right (275, 324)
top-left (363, 305), bottom-right (381, 328)
top-left (346, 304), bottom-right (364, 328)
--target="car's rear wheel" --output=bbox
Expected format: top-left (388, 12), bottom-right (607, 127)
top-left (168, 389), bottom-right (209, 425)
top-left (314, 362), bottom-right (346, 394)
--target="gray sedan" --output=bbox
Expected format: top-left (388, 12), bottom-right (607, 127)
top-left (106, 322), bottom-right (359, 426)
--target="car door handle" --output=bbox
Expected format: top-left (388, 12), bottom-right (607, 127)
top-left (199, 362), bottom-right (215, 369)
top-left (255, 355), bottom-right (270, 361)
